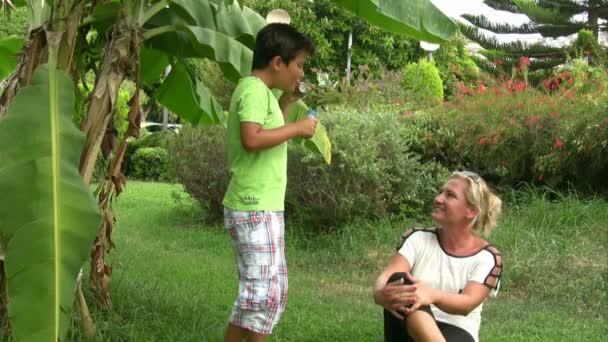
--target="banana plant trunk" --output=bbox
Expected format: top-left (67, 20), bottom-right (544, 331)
top-left (79, 20), bottom-right (133, 185)
top-left (79, 12), bottom-right (142, 309)
top-left (0, 29), bottom-right (46, 119)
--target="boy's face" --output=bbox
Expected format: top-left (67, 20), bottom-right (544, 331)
top-left (274, 51), bottom-right (307, 93)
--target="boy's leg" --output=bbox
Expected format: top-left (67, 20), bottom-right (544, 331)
top-left (224, 209), bottom-right (287, 339)
top-left (224, 323), bottom-right (247, 342)
top-left (224, 323), bottom-right (267, 342)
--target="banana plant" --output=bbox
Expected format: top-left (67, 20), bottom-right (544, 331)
top-left (0, 0), bottom-right (457, 340)
top-left (0, 37), bottom-right (101, 342)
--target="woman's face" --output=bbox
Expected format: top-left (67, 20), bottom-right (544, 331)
top-left (431, 178), bottom-right (477, 227)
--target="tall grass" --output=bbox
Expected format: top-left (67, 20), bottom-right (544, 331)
top-left (72, 182), bottom-right (607, 341)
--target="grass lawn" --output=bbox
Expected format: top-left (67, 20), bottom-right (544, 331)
top-left (79, 182), bottom-right (607, 341)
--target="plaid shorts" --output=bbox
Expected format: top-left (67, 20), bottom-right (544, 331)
top-left (224, 208), bottom-right (288, 335)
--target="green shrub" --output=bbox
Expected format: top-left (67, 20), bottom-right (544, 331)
top-left (306, 64), bottom-right (410, 111)
top-left (125, 130), bottom-right (174, 177)
top-left (403, 59), bottom-right (444, 103)
top-left (287, 105), bottom-right (449, 226)
top-left (166, 126), bottom-right (228, 223)
top-left (130, 147), bottom-right (171, 181)
top-left (167, 107), bottom-right (449, 226)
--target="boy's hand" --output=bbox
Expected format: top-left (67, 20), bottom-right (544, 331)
top-left (296, 116), bottom-right (317, 138)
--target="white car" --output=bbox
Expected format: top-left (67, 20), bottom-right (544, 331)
top-left (141, 122), bottom-right (181, 134)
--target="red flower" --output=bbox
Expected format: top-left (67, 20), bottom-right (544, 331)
top-left (458, 86), bottom-right (474, 96)
top-left (554, 138), bottom-right (564, 149)
top-left (478, 137), bottom-right (487, 145)
top-left (519, 57), bottom-right (531, 70)
top-left (525, 115), bottom-right (541, 127)
top-left (567, 89), bottom-right (575, 99)
top-left (537, 175), bottom-right (543, 182)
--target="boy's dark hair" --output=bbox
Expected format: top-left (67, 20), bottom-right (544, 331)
top-left (252, 23), bottom-right (315, 71)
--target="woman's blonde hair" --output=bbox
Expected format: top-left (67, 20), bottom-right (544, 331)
top-left (449, 171), bottom-right (502, 235)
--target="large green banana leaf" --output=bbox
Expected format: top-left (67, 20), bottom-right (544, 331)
top-left (331, 0), bottom-right (458, 43)
top-left (140, 47), bottom-right (171, 87)
top-left (213, 0), bottom-right (266, 49)
top-left (0, 65), bottom-right (101, 341)
top-left (168, 0), bottom-right (216, 29)
top-left (85, 0), bottom-right (121, 33)
top-left (154, 62), bottom-right (225, 125)
top-left (286, 100), bottom-right (332, 165)
top-left (154, 0), bottom-right (264, 49)
top-left (272, 89), bottom-right (332, 164)
top-left (0, 36), bottom-right (23, 81)
top-left (145, 25), bottom-right (253, 83)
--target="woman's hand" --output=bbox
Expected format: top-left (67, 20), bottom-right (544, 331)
top-left (400, 273), bottom-right (437, 316)
top-left (375, 277), bottom-right (417, 319)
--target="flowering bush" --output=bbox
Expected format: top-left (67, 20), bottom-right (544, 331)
top-left (407, 61), bottom-right (608, 191)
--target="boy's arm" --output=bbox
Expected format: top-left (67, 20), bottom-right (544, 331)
top-left (240, 119), bottom-right (316, 152)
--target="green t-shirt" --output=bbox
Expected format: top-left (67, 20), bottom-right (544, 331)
top-left (222, 76), bottom-right (287, 211)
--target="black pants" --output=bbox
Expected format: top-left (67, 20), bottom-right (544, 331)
top-left (383, 273), bottom-right (475, 342)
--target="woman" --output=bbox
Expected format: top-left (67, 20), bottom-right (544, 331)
top-left (373, 171), bottom-right (503, 342)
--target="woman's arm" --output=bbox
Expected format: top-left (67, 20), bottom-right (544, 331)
top-left (431, 281), bottom-right (491, 315)
top-left (404, 278), bottom-right (491, 316)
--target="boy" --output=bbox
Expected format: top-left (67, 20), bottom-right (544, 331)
top-left (222, 23), bottom-right (317, 342)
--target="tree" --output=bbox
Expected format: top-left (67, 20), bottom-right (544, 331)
top-left (0, 1), bottom-right (457, 341)
top-left (243, 0), bottom-right (419, 74)
top-left (461, 0), bottom-right (608, 73)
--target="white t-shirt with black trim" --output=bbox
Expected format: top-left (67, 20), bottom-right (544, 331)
top-left (397, 227), bottom-right (503, 342)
